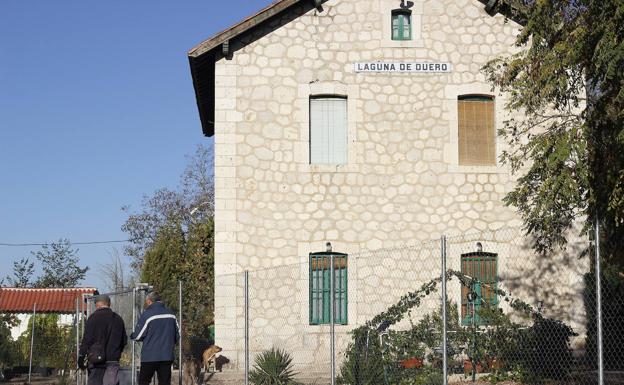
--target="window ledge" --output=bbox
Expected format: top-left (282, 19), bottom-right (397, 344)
top-left (304, 324), bottom-right (352, 333)
top-left (448, 164), bottom-right (510, 174)
top-left (299, 163), bottom-right (360, 173)
top-left (381, 39), bottom-right (424, 48)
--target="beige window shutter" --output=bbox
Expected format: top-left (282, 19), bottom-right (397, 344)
top-left (458, 97), bottom-right (496, 165)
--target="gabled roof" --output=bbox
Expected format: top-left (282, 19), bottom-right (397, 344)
top-left (187, 0), bottom-right (524, 137)
top-left (0, 287), bottom-right (97, 314)
top-left (188, 0), bottom-right (324, 137)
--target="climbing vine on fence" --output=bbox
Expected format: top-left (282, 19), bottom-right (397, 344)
top-left (354, 270), bottom-right (538, 338)
top-left (340, 270), bottom-right (578, 385)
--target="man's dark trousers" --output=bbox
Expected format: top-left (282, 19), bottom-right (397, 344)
top-left (87, 362), bottom-right (120, 385)
top-left (138, 361), bottom-right (172, 385)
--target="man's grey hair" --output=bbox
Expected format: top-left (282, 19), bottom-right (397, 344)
top-left (94, 294), bottom-right (111, 306)
top-left (146, 291), bottom-right (161, 303)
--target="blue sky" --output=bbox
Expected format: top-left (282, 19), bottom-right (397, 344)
top-left (0, 0), bottom-right (272, 289)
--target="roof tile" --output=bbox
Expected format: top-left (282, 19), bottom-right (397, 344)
top-left (0, 287), bottom-right (97, 314)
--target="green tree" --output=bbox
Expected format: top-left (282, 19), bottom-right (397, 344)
top-left (484, 0), bottom-right (624, 265)
top-left (122, 145), bottom-right (214, 270)
top-left (16, 314), bottom-right (69, 368)
top-left (6, 258), bottom-right (35, 287)
top-left (123, 145), bottom-right (215, 342)
top-left (32, 239), bottom-right (88, 288)
top-left (0, 315), bottom-right (20, 371)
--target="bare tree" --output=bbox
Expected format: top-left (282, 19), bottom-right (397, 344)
top-left (98, 248), bottom-right (136, 292)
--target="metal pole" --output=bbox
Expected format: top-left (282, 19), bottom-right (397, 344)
top-left (132, 288), bottom-right (137, 385)
top-left (84, 297), bottom-right (90, 385)
top-left (330, 253), bottom-right (336, 385)
top-left (28, 303), bottom-right (36, 384)
top-left (471, 301), bottom-right (476, 383)
top-left (595, 219), bottom-right (604, 385)
top-left (81, 296), bottom-right (86, 385)
top-left (178, 281), bottom-right (183, 385)
top-left (244, 271), bottom-right (249, 385)
top-left (441, 236), bottom-right (448, 385)
top-left (75, 298), bottom-right (80, 385)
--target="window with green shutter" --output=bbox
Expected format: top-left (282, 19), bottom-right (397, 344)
top-left (391, 9), bottom-right (412, 41)
top-left (309, 252), bottom-right (348, 325)
top-left (460, 251), bottom-right (498, 326)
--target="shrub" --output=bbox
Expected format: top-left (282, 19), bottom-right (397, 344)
top-left (249, 348), bottom-right (300, 385)
top-left (518, 316), bottom-right (576, 382)
top-left (337, 330), bottom-right (386, 385)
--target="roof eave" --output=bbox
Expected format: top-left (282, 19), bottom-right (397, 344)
top-left (188, 0), bottom-right (303, 59)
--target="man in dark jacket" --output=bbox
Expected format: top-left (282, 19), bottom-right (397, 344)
top-left (130, 291), bottom-right (179, 385)
top-left (79, 294), bottom-right (127, 385)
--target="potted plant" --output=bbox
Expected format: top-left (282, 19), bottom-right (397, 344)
top-left (399, 357), bottom-right (423, 369)
top-left (463, 359), bottom-right (483, 376)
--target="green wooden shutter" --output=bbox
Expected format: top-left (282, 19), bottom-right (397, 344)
top-left (461, 252), bottom-right (498, 326)
top-left (391, 10), bottom-right (412, 41)
top-left (309, 253), bottom-right (348, 325)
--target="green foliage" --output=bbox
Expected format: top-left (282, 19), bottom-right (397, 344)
top-left (0, 317), bottom-right (19, 370)
top-left (32, 239), bottom-right (88, 288)
top-left (249, 348), bottom-right (300, 385)
top-left (517, 317), bottom-right (576, 382)
top-left (339, 273), bottom-right (576, 385)
top-left (123, 145), bottom-right (214, 270)
top-left (397, 368), bottom-right (442, 385)
top-left (484, 0), bottom-right (624, 264)
top-left (15, 314), bottom-right (72, 368)
top-left (337, 331), bottom-right (385, 385)
top-left (125, 145), bottom-right (215, 345)
top-left (4, 240), bottom-right (88, 289)
top-left (6, 258), bottom-right (35, 288)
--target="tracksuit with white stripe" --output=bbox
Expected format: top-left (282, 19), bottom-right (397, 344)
top-left (130, 301), bottom-right (179, 385)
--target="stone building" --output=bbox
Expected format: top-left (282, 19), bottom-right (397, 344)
top-left (187, 0), bottom-right (588, 377)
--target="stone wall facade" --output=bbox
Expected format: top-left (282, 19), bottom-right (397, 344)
top-left (210, 0), bottom-right (589, 375)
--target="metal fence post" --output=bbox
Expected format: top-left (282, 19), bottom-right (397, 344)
top-left (595, 219), bottom-right (604, 385)
top-left (179, 281), bottom-right (183, 385)
top-left (28, 303), bottom-right (36, 384)
top-left (330, 252), bottom-right (336, 385)
top-left (76, 297), bottom-right (80, 385)
top-left (441, 235), bottom-right (448, 385)
top-left (82, 295), bottom-right (88, 385)
top-left (132, 287), bottom-right (137, 385)
top-left (244, 270), bottom-right (249, 385)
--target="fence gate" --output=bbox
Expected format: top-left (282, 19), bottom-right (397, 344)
top-left (77, 284), bottom-right (152, 385)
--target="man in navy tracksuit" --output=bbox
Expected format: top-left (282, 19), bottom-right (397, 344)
top-left (130, 292), bottom-right (179, 385)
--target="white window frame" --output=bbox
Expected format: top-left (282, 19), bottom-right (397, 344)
top-left (295, 82), bottom-right (360, 173)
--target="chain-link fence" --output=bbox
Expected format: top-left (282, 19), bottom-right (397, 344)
top-left (221, 226), bottom-right (624, 385)
top-left (1, 302), bottom-right (81, 385)
top-left (77, 286), bottom-right (150, 385)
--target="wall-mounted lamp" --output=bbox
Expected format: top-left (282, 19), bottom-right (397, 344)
top-left (476, 242), bottom-right (483, 252)
top-left (326, 242), bottom-right (332, 253)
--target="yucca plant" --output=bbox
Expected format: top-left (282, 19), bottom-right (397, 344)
top-left (249, 347), bottom-right (300, 385)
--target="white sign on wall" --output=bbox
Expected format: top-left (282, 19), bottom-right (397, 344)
top-left (354, 61), bottom-right (452, 73)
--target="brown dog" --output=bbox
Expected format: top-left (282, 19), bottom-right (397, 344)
top-left (203, 345), bottom-right (222, 373)
top-left (182, 357), bottom-right (201, 385)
